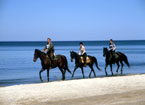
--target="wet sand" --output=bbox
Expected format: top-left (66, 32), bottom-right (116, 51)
top-left (0, 74), bottom-right (145, 105)
top-left (37, 89), bottom-right (145, 105)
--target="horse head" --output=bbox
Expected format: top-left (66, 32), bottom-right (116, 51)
top-left (70, 51), bottom-right (74, 62)
top-left (70, 51), bottom-right (78, 62)
top-left (103, 47), bottom-right (108, 57)
top-left (33, 49), bottom-right (41, 62)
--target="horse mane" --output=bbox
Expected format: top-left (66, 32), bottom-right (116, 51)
top-left (71, 51), bottom-right (79, 56)
top-left (35, 49), bottom-right (46, 55)
top-left (104, 47), bottom-right (109, 52)
top-left (104, 47), bottom-right (108, 50)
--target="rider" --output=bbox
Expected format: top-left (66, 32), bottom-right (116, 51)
top-left (42, 38), bottom-right (55, 67)
top-left (79, 42), bottom-right (87, 66)
top-left (109, 39), bottom-right (116, 60)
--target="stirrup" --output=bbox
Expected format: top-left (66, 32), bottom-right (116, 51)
top-left (84, 63), bottom-right (87, 67)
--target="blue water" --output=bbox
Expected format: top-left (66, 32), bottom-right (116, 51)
top-left (0, 40), bottom-right (145, 86)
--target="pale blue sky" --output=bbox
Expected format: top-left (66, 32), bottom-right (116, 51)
top-left (1, 0), bottom-right (145, 41)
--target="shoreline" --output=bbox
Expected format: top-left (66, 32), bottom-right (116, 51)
top-left (1, 73), bottom-right (145, 87)
top-left (0, 74), bottom-right (145, 105)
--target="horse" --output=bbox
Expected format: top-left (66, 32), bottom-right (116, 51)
top-left (70, 51), bottom-right (101, 78)
top-left (33, 49), bottom-right (71, 82)
top-left (103, 48), bottom-right (130, 76)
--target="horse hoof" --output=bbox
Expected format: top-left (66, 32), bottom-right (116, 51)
top-left (46, 80), bottom-right (50, 82)
top-left (116, 72), bottom-right (118, 75)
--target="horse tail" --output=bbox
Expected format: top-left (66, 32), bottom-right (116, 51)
top-left (64, 56), bottom-right (72, 74)
top-left (93, 57), bottom-right (101, 71)
top-left (121, 53), bottom-right (130, 67)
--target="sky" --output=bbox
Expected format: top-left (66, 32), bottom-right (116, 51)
top-left (0, 0), bottom-right (145, 41)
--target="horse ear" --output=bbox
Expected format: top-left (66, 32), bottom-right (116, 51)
top-left (104, 47), bottom-right (107, 49)
top-left (35, 49), bottom-right (37, 52)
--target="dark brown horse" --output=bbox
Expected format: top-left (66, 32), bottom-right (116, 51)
top-left (103, 48), bottom-right (130, 76)
top-left (33, 49), bottom-right (71, 82)
top-left (70, 51), bottom-right (101, 78)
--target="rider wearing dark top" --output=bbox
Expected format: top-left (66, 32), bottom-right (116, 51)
top-left (109, 39), bottom-right (116, 60)
top-left (42, 38), bottom-right (54, 67)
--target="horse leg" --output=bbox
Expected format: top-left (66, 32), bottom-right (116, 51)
top-left (62, 69), bottom-right (66, 80)
top-left (57, 66), bottom-right (65, 80)
top-left (72, 66), bottom-right (78, 78)
top-left (89, 70), bottom-right (92, 78)
top-left (59, 67), bottom-right (65, 80)
top-left (47, 69), bottom-right (50, 82)
top-left (105, 64), bottom-right (108, 76)
top-left (110, 64), bottom-right (113, 76)
top-left (81, 67), bottom-right (85, 78)
top-left (116, 62), bottom-right (120, 75)
top-left (39, 68), bottom-right (44, 82)
top-left (89, 65), bottom-right (96, 78)
top-left (63, 68), bottom-right (66, 80)
top-left (120, 61), bottom-right (124, 75)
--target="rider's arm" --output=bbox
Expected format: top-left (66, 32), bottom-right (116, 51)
top-left (42, 46), bottom-right (47, 52)
top-left (79, 47), bottom-right (81, 55)
top-left (42, 44), bottom-right (49, 52)
top-left (82, 46), bottom-right (85, 55)
top-left (79, 49), bottom-right (81, 55)
top-left (109, 45), bottom-right (112, 51)
top-left (113, 44), bottom-right (116, 51)
top-left (47, 42), bottom-right (54, 51)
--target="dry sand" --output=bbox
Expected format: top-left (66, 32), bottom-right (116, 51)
top-left (0, 74), bottom-right (145, 105)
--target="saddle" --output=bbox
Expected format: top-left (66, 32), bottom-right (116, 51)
top-left (80, 56), bottom-right (90, 63)
top-left (110, 52), bottom-right (121, 63)
top-left (46, 55), bottom-right (57, 68)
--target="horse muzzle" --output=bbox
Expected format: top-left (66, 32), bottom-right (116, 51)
top-left (33, 58), bottom-right (36, 62)
top-left (103, 53), bottom-right (106, 57)
top-left (71, 58), bottom-right (73, 62)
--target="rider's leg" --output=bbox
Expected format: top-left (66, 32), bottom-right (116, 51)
top-left (47, 51), bottom-right (54, 67)
top-left (50, 51), bottom-right (54, 67)
top-left (113, 51), bottom-right (116, 59)
top-left (83, 53), bottom-right (87, 66)
top-left (110, 50), bottom-right (115, 61)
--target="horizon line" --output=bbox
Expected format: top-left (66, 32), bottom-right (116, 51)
top-left (0, 39), bottom-right (145, 42)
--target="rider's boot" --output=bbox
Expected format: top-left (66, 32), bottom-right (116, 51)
top-left (83, 54), bottom-right (87, 67)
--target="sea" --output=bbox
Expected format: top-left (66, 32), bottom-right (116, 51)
top-left (0, 40), bottom-right (145, 86)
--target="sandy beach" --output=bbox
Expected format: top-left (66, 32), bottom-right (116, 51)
top-left (0, 74), bottom-right (145, 105)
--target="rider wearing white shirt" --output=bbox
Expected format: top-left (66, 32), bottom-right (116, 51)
top-left (109, 39), bottom-right (116, 60)
top-left (79, 42), bottom-right (87, 66)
